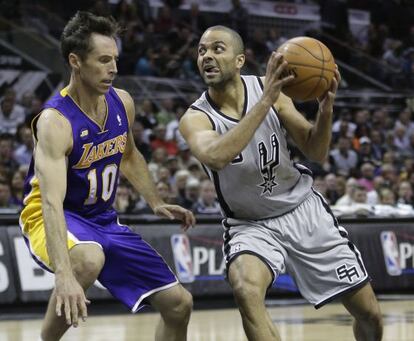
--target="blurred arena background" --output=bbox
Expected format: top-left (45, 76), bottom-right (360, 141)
top-left (0, 0), bottom-right (414, 340)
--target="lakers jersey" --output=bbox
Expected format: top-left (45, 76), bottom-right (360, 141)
top-left (190, 75), bottom-right (313, 219)
top-left (23, 87), bottom-right (128, 217)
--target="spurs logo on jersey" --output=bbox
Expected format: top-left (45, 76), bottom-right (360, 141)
top-left (258, 134), bottom-right (280, 195)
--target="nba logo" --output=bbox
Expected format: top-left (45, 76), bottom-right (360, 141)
top-left (380, 231), bottom-right (402, 276)
top-left (171, 234), bottom-right (195, 283)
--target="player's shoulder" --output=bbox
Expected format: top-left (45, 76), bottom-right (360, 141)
top-left (37, 108), bottom-right (71, 131)
top-left (113, 87), bottom-right (133, 105)
top-left (113, 87), bottom-right (134, 121)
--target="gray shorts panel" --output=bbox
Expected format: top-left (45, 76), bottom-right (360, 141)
top-left (222, 190), bottom-right (369, 307)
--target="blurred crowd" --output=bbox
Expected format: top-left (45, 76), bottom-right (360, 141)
top-left (1, 83), bottom-right (414, 217)
top-left (1, 0), bottom-right (414, 216)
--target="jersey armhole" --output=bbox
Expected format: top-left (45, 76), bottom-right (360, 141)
top-left (33, 108), bottom-right (74, 155)
top-left (190, 105), bottom-right (216, 130)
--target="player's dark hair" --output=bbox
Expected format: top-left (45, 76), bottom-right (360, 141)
top-left (61, 11), bottom-right (120, 64)
top-left (205, 25), bottom-right (245, 55)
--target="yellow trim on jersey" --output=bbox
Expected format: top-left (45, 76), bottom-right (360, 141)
top-left (20, 200), bottom-right (77, 270)
top-left (60, 87), bottom-right (68, 97)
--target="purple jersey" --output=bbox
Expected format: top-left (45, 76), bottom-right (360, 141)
top-left (23, 86), bottom-right (128, 217)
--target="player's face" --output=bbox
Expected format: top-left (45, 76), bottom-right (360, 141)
top-left (77, 33), bottom-right (118, 94)
top-left (197, 30), bottom-right (241, 87)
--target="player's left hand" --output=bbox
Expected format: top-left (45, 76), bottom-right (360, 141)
top-left (154, 204), bottom-right (196, 231)
top-left (317, 66), bottom-right (341, 115)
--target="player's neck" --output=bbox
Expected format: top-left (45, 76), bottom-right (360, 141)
top-left (208, 77), bottom-right (244, 115)
top-left (66, 77), bottom-right (105, 117)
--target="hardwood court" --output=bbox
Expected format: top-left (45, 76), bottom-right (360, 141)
top-left (1, 299), bottom-right (412, 341)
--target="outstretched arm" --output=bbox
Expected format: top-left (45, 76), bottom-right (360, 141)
top-left (179, 52), bottom-right (294, 171)
top-left (116, 89), bottom-right (195, 229)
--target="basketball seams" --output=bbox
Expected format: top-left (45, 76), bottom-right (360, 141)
top-left (278, 37), bottom-right (335, 101)
top-left (284, 40), bottom-right (333, 63)
top-left (304, 41), bottom-right (325, 100)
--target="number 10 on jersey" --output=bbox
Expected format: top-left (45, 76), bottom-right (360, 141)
top-left (85, 164), bottom-right (118, 204)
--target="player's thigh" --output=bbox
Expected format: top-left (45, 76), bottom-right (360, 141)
top-left (228, 254), bottom-right (273, 295)
top-left (341, 282), bottom-right (382, 319)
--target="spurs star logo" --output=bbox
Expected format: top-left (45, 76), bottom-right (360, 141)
top-left (258, 134), bottom-right (280, 195)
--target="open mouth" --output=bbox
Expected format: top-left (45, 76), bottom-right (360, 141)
top-left (204, 65), bottom-right (220, 76)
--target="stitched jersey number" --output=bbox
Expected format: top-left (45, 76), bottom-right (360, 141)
top-left (85, 164), bottom-right (118, 204)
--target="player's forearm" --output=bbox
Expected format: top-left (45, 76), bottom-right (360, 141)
top-left (120, 149), bottom-right (164, 210)
top-left (306, 109), bottom-right (333, 163)
top-left (203, 99), bottom-right (272, 170)
top-left (41, 202), bottom-right (72, 274)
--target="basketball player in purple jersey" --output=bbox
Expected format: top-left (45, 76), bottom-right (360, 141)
top-left (180, 26), bottom-right (382, 340)
top-left (20, 12), bottom-right (195, 341)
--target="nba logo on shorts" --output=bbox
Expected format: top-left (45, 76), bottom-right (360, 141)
top-left (171, 234), bottom-right (195, 283)
top-left (380, 231), bottom-right (402, 276)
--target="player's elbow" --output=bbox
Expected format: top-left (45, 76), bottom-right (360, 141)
top-left (307, 150), bottom-right (328, 165)
top-left (202, 154), bottom-right (228, 171)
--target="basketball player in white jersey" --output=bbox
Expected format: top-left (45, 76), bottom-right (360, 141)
top-left (179, 26), bottom-right (382, 341)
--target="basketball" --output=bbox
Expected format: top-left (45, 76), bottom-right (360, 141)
top-left (276, 37), bottom-right (336, 101)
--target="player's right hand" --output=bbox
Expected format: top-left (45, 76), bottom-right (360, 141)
top-left (55, 273), bottom-right (90, 327)
top-left (262, 52), bottom-right (295, 106)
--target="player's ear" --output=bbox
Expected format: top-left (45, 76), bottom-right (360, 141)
top-left (68, 53), bottom-right (81, 72)
top-left (236, 54), bottom-right (245, 69)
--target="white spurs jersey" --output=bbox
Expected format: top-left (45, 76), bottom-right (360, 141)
top-left (190, 75), bottom-right (313, 220)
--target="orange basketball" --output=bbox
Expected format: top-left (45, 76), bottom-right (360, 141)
top-left (276, 37), bottom-right (335, 101)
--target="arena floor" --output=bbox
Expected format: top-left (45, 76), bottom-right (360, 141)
top-left (1, 297), bottom-right (413, 341)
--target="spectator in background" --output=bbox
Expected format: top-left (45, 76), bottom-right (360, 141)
top-left (113, 184), bottom-right (133, 213)
top-left (178, 177), bottom-right (200, 210)
top-left (397, 181), bottom-right (414, 206)
top-left (148, 147), bottom-right (168, 178)
top-left (135, 48), bottom-right (158, 76)
top-left (0, 180), bottom-right (14, 209)
top-left (150, 124), bottom-right (178, 156)
top-left (0, 133), bottom-right (19, 175)
top-left (173, 169), bottom-right (191, 203)
top-left (332, 108), bottom-right (356, 138)
top-left (228, 0), bottom-right (248, 41)
top-left (330, 137), bottom-right (358, 176)
top-left (266, 27), bottom-right (287, 52)
top-left (378, 187), bottom-right (396, 206)
top-left (241, 48), bottom-right (263, 75)
top-left (24, 96), bottom-right (43, 125)
top-left (10, 169), bottom-right (25, 207)
top-left (154, 4), bottom-right (175, 33)
top-left (178, 3), bottom-right (208, 35)
top-left (136, 99), bottom-right (158, 132)
top-left (0, 91), bottom-right (26, 134)
top-left (192, 179), bottom-right (221, 215)
top-left (359, 162), bottom-right (375, 192)
top-left (336, 177), bottom-right (358, 206)
top-left (156, 181), bottom-right (177, 205)
top-left (324, 173), bottom-right (340, 204)
top-left (380, 163), bottom-right (397, 187)
top-left (367, 176), bottom-right (385, 205)
top-left (156, 98), bottom-right (176, 125)
top-left (131, 121), bottom-right (152, 162)
top-left (393, 125), bottom-right (410, 152)
top-left (357, 136), bottom-right (374, 167)
top-left (369, 130), bottom-right (385, 161)
top-left (351, 184), bottom-right (368, 204)
top-left (14, 125), bottom-right (34, 166)
top-left (395, 107), bottom-right (414, 137)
